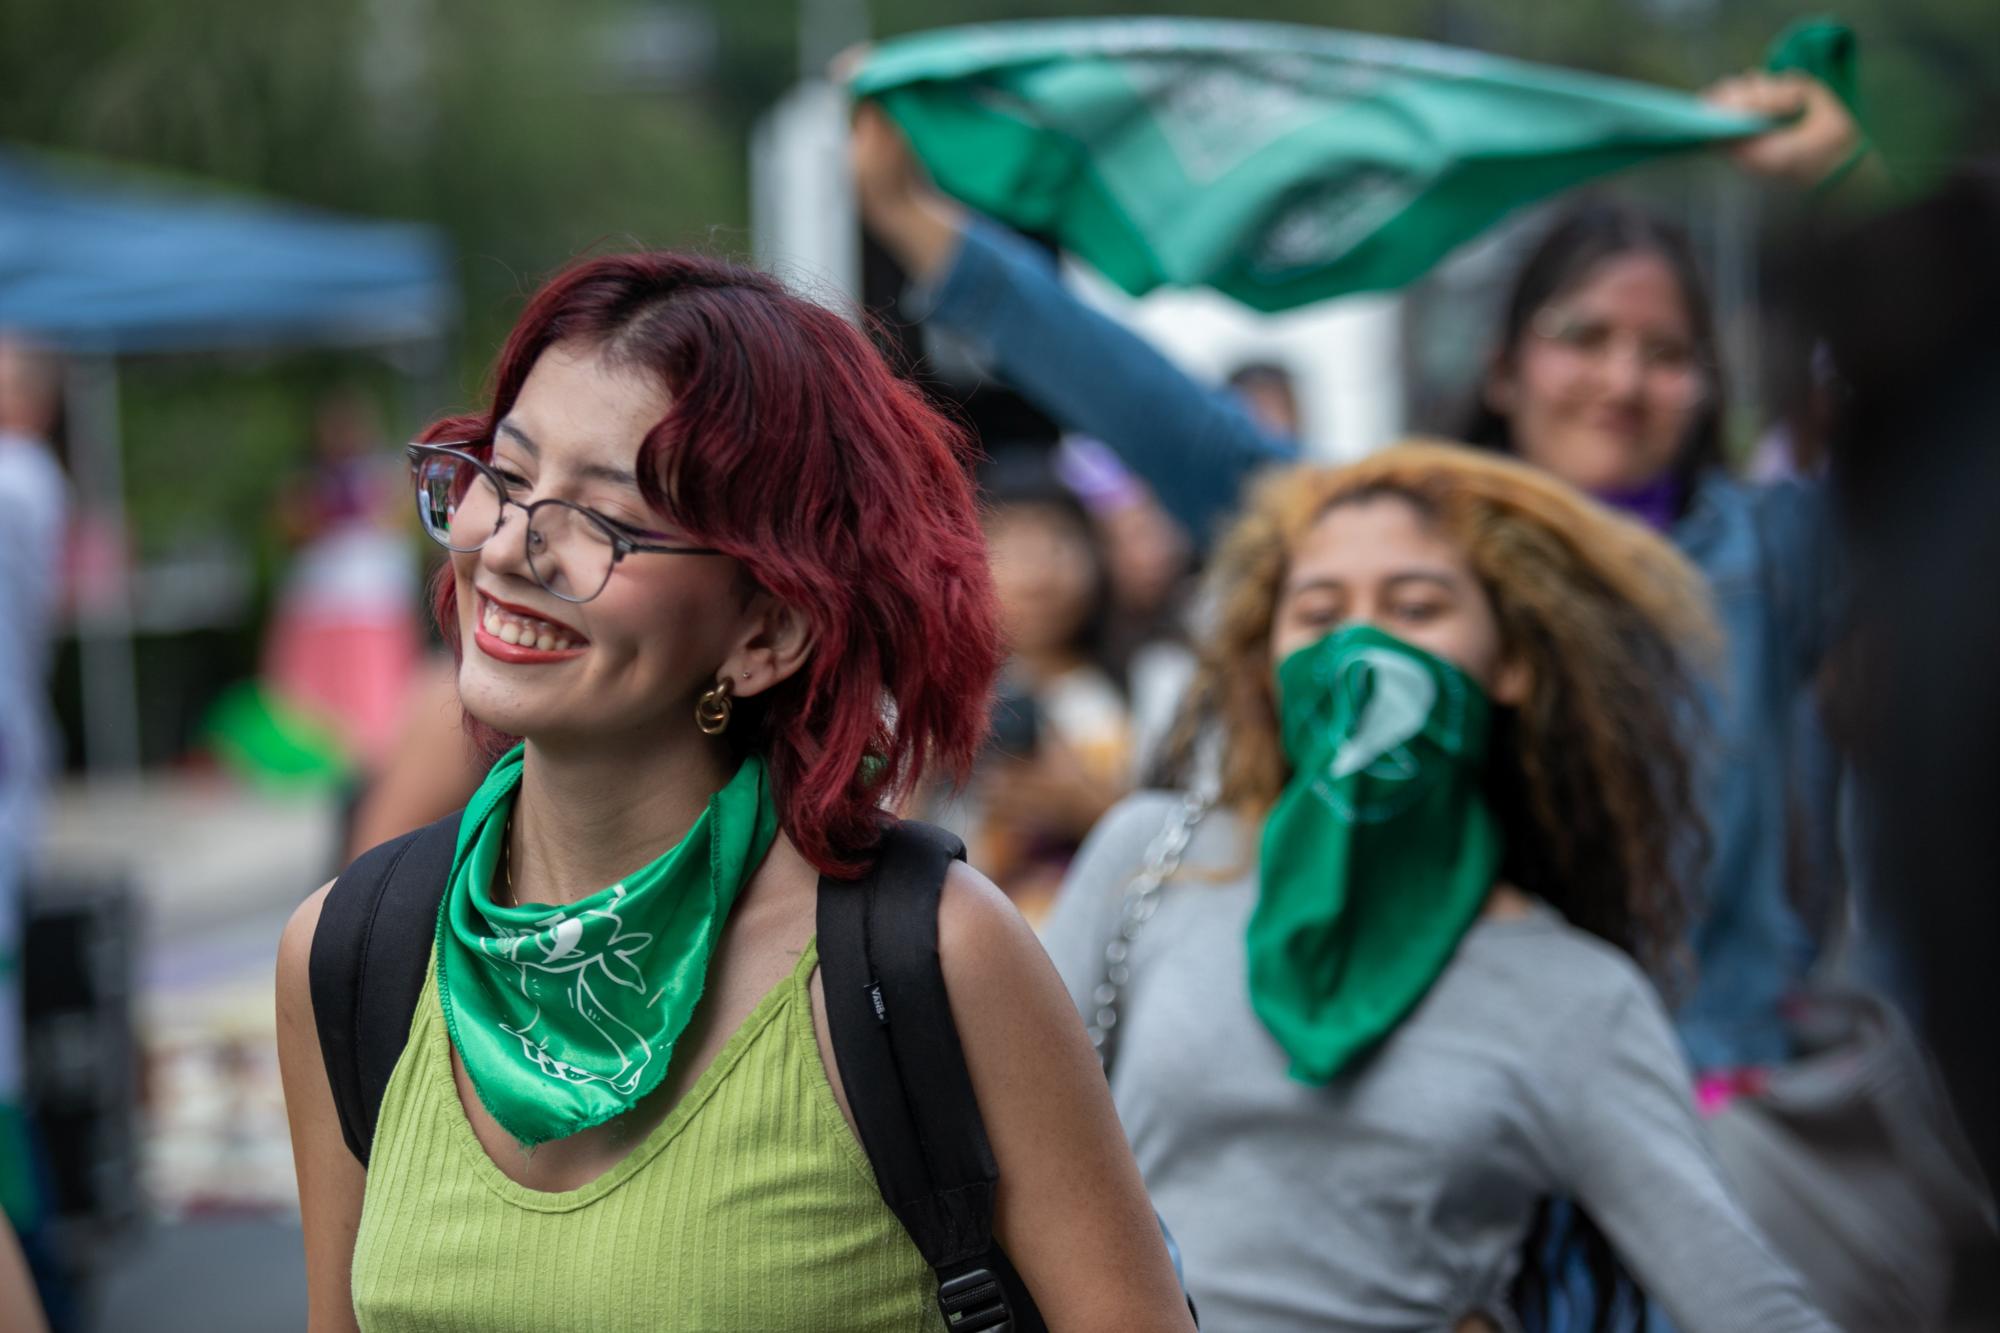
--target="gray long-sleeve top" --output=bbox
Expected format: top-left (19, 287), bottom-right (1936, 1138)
top-left (1043, 792), bottom-right (1837, 1333)
top-left (921, 220), bottom-right (1837, 1072)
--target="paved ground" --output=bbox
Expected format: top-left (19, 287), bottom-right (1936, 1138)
top-left (39, 772), bottom-right (336, 1329)
top-left (90, 1217), bottom-right (308, 1333)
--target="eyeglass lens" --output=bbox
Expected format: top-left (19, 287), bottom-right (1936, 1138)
top-left (412, 453), bottom-right (618, 603)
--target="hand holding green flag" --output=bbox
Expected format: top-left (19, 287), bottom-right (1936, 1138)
top-left (851, 18), bottom-right (1863, 311)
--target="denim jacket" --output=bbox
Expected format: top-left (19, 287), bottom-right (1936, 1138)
top-left (917, 219), bottom-right (1836, 1069)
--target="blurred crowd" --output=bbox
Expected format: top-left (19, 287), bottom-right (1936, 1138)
top-left (1, 23), bottom-right (1998, 1333)
top-left (835, 81), bottom-right (1998, 1330)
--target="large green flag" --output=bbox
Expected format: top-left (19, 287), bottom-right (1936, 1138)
top-left (852, 19), bottom-right (1774, 311)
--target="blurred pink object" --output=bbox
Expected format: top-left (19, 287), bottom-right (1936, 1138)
top-left (263, 406), bottom-right (422, 770)
top-left (1695, 1066), bottom-right (1770, 1118)
top-left (264, 605), bottom-right (419, 768)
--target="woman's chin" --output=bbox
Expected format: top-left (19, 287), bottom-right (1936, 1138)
top-left (456, 688), bottom-right (675, 758)
top-left (453, 672), bottom-right (543, 742)
top-left (1529, 440), bottom-right (1671, 496)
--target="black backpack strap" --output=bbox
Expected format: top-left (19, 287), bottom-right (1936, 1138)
top-left (308, 809), bottom-right (462, 1165)
top-left (818, 821), bottom-right (1046, 1333)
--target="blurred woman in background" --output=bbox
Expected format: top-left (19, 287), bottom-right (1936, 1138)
top-left (1054, 436), bottom-right (1197, 782)
top-left (960, 450), bottom-right (1132, 921)
top-left (0, 336), bottom-right (70, 1332)
top-left (1043, 444), bottom-right (1833, 1333)
top-left (263, 388), bottom-right (422, 773)
top-left (1456, 185), bottom-right (1836, 1076)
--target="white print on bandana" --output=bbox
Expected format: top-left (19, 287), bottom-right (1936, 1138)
top-left (479, 884), bottom-right (659, 1095)
top-left (1329, 647), bottom-right (1434, 782)
top-left (1309, 646), bottom-right (1469, 825)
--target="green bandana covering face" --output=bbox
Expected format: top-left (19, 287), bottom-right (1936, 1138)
top-left (1250, 624), bottom-right (1503, 1083)
top-left (437, 744), bottom-right (779, 1147)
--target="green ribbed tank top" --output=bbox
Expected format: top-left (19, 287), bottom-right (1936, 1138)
top-left (349, 939), bottom-right (944, 1332)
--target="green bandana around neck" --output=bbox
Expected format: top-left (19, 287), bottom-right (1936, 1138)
top-left (436, 744), bottom-right (779, 1147)
top-left (1250, 624), bottom-right (1503, 1084)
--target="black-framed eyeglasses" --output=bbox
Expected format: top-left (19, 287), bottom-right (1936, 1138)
top-left (1527, 308), bottom-right (1713, 392)
top-left (406, 442), bottom-right (721, 604)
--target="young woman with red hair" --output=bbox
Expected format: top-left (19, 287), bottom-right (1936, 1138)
top-left (275, 252), bottom-right (1193, 1331)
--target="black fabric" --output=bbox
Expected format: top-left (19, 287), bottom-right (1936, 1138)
top-left (308, 810), bottom-right (461, 1165)
top-left (818, 821), bottom-right (1046, 1332)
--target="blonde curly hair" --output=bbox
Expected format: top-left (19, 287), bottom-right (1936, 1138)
top-left (1158, 441), bottom-right (1719, 975)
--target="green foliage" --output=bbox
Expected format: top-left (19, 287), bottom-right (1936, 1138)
top-left (0, 0), bottom-right (743, 558)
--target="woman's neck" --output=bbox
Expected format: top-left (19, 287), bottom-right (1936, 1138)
top-left (1482, 882), bottom-right (1537, 921)
top-left (508, 730), bottom-right (737, 906)
top-left (1591, 472), bottom-right (1684, 532)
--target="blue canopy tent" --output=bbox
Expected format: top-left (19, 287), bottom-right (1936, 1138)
top-left (0, 150), bottom-right (453, 353)
top-left (0, 147), bottom-right (456, 771)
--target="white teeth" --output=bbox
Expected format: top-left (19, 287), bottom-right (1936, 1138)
top-left (482, 597), bottom-right (581, 652)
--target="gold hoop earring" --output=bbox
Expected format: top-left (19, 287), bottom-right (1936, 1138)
top-left (695, 678), bottom-right (734, 735)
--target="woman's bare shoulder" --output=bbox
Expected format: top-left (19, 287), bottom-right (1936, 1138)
top-left (935, 860), bottom-right (1042, 983)
top-left (277, 881), bottom-right (335, 1017)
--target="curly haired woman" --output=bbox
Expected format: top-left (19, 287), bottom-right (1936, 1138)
top-left (1043, 444), bottom-right (1834, 1332)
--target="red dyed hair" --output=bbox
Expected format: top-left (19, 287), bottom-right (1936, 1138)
top-left (423, 252), bottom-right (1002, 876)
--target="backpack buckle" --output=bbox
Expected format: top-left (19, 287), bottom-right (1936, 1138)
top-left (937, 1267), bottom-right (1011, 1331)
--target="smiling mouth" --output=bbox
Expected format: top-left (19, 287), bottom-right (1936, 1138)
top-left (477, 593), bottom-right (587, 653)
top-left (1583, 407), bottom-right (1647, 435)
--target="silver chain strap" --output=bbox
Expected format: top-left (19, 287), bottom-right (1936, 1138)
top-left (1088, 786), bottom-right (1214, 1063)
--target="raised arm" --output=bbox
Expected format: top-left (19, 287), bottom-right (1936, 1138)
top-left (1554, 980), bottom-right (1837, 1333)
top-left (934, 861), bottom-right (1195, 1331)
top-left (851, 103), bottom-right (1295, 546)
top-left (1703, 71), bottom-right (1882, 200)
top-left (1700, 72), bottom-right (1867, 686)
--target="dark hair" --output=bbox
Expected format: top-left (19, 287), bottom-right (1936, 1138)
top-left (1512, 1197), bottom-right (1648, 1333)
top-left (1813, 164), bottom-right (2000, 1188)
top-left (1462, 199), bottom-right (1726, 505)
top-left (1225, 361), bottom-right (1296, 395)
top-left (978, 446), bottom-right (1121, 690)
top-left (423, 251), bottom-right (1004, 876)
